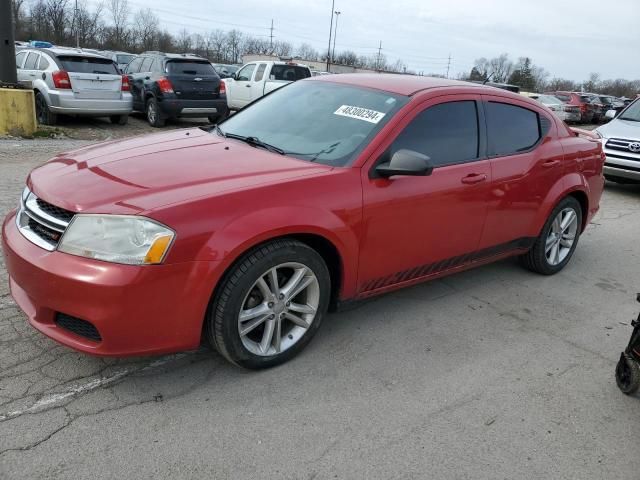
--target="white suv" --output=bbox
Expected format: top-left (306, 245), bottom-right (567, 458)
top-left (596, 99), bottom-right (640, 183)
top-left (16, 47), bottom-right (133, 125)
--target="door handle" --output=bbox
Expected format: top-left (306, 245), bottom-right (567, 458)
top-left (245, 84), bottom-right (251, 88)
top-left (461, 173), bottom-right (487, 185)
top-left (542, 160), bottom-right (560, 168)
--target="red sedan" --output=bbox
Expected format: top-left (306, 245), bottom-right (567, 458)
top-left (2, 75), bottom-right (605, 369)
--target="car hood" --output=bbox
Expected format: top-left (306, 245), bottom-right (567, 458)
top-left (596, 119), bottom-right (640, 141)
top-left (28, 128), bottom-right (332, 214)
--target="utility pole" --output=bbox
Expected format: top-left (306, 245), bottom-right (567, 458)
top-left (376, 41), bottom-right (382, 72)
top-left (446, 53), bottom-right (451, 79)
top-left (331, 11), bottom-right (341, 67)
top-left (75, 0), bottom-right (80, 48)
top-left (0, 0), bottom-right (18, 84)
top-left (269, 19), bottom-right (274, 53)
top-left (325, 0), bottom-right (335, 72)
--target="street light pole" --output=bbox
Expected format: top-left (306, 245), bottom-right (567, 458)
top-left (75, 0), bottom-right (80, 48)
top-left (331, 11), bottom-right (341, 67)
top-left (0, 0), bottom-right (18, 84)
top-left (325, 0), bottom-right (335, 72)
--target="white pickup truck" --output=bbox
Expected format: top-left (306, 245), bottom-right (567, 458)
top-left (223, 61), bottom-right (312, 111)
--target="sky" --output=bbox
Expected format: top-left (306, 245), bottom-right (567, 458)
top-left (100, 0), bottom-right (640, 81)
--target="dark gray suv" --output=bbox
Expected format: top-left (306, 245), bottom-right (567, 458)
top-left (125, 52), bottom-right (227, 127)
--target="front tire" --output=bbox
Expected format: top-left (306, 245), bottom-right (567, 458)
top-left (616, 353), bottom-right (640, 395)
top-left (520, 196), bottom-right (582, 275)
top-left (205, 239), bottom-right (331, 369)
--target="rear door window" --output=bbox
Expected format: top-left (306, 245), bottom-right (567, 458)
top-left (486, 102), bottom-right (541, 156)
top-left (24, 52), bottom-right (39, 70)
top-left (391, 101), bottom-right (480, 167)
top-left (166, 61), bottom-right (216, 75)
top-left (139, 57), bottom-right (154, 73)
top-left (254, 63), bottom-right (267, 82)
top-left (270, 65), bottom-right (311, 81)
top-left (125, 57), bottom-right (143, 74)
top-left (58, 56), bottom-right (119, 74)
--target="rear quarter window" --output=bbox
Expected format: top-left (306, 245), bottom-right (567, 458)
top-left (58, 56), bottom-right (119, 74)
top-left (486, 102), bottom-right (541, 156)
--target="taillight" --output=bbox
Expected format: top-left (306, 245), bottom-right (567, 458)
top-left (52, 70), bottom-right (71, 89)
top-left (219, 81), bottom-right (226, 95)
top-left (157, 77), bottom-right (174, 94)
top-left (121, 75), bottom-right (130, 92)
top-left (580, 104), bottom-right (587, 112)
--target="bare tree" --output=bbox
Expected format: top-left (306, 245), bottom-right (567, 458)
top-left (488, 53), bottom-right (513, 83)
top-left (11, 0), bottom-right (27, 39)
top-left (45, 0), bottom-right (70, 44)
top-left (175, 28), bottom-right (191, 52)
top-left (208, 29), bottom-right (227, 62)
top-left (75, 1), bottom-right (103, 48)
top-left (108, 0), bottom-right (129, 48)
top-left (225, 29), bottom-right (242, 63)
top-left (296, 43), bottom-right (319, 61)
top-left (134, 8), bottom-right (159, 52)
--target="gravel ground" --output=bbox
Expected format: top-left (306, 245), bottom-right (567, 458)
top-left (0, 130), bottom-right (639, 480)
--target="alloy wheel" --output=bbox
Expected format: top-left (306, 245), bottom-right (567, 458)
top-left (238, 262), bottom-right (320, 356)
top-left (147, 102), bottom-right (157, 124)
top-left (545, 207), bottom-right (578, 266)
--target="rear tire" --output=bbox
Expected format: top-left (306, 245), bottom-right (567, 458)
top-left (35, 92), bottom-right (57, 125)
top-left (146, 98), bottom-right (165, 127)
top-left (110, 114), bottom-right (128, 125)
top-left (205, 239), bottom-right (331, 369)
top-left (520, 196), bottom-right (582, 275)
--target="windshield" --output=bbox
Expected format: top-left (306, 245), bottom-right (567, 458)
top-left (619, 100), bottom-right (640, 122)
top-left (58, 56), bottom-right (119, 74)
top-left (218, 81), bottom-right (407, 166)
top-left (116, 54), bottom-right (135, 65)
top-left (166, 60), bottom-right (216, 75)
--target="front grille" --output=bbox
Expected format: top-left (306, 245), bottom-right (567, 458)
top-left (16, 191), bottom-right (74, 251)
top-left (35, 198), bottom-right (75, 223)
top-left (605, 138), bottom-right (640, 157)
top-left (27, 217), bottom-right (63, 243)
top-left (55, 313), bottom-right (102, 342)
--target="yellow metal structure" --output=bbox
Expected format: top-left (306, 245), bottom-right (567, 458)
top-left (0, 88), bottom-right (37, 136)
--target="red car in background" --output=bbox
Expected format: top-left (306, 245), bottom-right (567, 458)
top-left (2, 76), bottom-right (605, 369)
top-left (546, 91), bottom-right (597, 123)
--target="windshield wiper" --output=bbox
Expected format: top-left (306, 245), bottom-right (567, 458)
top-left (223, 132), bottom-right (286, 155)
top-left (284, 142), bottom-right (342, 162)
top-left (619, 117), bottom-right (640, 122)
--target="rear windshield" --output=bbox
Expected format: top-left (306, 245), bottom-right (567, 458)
top-left (58, 56), bottom-right (119, 75)
top-left (116, 54), bottom-right (135, 65)
top-left (269, 65), bottom-right (311, 81)
top-left (166, 60), bottom-right (216, 75)
top-left (554, 94), bottom-right (571, 102)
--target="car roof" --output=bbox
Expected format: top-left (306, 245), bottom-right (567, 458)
top-left (141, 52), bottom-right (208, 61)
top-left (309, 73), bottom-right (508, 97)
top-left (20, 47), bottom-right (111, 60)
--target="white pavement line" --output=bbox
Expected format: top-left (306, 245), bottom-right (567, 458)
top-left (0, 353), bottom-right (190, 422)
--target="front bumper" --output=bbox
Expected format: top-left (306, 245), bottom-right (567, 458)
top-left (2, 211), bottom-right (219, 357)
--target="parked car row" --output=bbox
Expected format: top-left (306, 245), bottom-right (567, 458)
top-left (539, 91), bottom-right (629, 124)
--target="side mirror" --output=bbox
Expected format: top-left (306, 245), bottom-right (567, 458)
top-left (375, 149), bottom-right (433, 178)
top-left (605, 109), bottom-right (617, 120)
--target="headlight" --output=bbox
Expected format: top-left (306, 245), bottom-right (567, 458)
top-left (58, 215), bottom-right (175, 265)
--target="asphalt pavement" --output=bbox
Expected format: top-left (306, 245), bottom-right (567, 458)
top-left (0, 135), bottom-right (639, 480)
